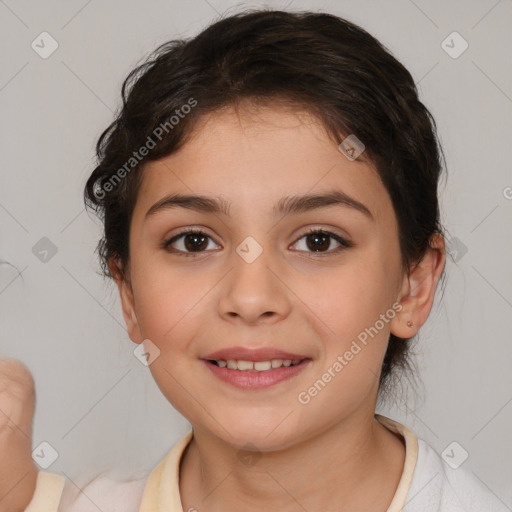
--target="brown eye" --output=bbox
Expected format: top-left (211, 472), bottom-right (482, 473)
top-left (291, 229), bottom-right (351, 254)
top-left (163, 230), bottom-right (219, 255)
top-left (305, 232), bottom-right (331, 252)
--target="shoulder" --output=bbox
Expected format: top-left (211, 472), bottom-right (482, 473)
top-left (60, 471), bottom-right (148, 512)
top-left (404, 439), bottom-right (508, 512)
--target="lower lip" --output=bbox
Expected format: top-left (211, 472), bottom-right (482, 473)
top-left (202, 359), bottom-right (311, 389)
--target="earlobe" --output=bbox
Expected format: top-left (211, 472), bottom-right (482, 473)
top-left (109, 258), bottom-right (144, 344)
top-left (390, 234), bottom-right (446, 338)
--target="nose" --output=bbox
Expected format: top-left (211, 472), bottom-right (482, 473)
top-left (217, 243), bottom-right (292, 325)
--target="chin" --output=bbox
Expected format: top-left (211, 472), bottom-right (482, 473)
top-left (204, 412), bottom-right (304, 453)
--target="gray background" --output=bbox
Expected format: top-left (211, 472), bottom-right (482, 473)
top-left (1, 0), bottom-right (511, 506)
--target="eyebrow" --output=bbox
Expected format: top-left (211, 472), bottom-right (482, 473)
top-left (144, 190), bottom-right (373, 220)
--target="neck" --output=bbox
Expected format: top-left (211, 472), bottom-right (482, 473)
top-left (179, 410), bottom-right (406, 512)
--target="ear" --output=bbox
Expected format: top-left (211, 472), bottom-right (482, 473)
top-left (109, 258), bottom-right (144, 344)
top-left (390, 233), bottom-right (445, 338)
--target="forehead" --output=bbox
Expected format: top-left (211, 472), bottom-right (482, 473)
top-left (134, 104), bottom-right (391, 223)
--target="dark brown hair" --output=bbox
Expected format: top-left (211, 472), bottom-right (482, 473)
top-left (84, 9), bottom-right (445, 397)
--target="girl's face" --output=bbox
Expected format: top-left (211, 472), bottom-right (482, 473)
top-left (116, 104), bottom-right (414, 450)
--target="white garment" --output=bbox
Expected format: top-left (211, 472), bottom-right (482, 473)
top-left (24, 415), bottom-right (509, 511)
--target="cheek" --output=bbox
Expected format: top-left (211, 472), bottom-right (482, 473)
top-left (295, 256), bottom-right (397, 336)
top-left (290, 248), bottom-right (401, 389)
top-left (129, 253), bottom-right (191, 345)
top-left (289, 266), bottom-right (395, 419)
top-left (131, 256), bottom-right (224, 364)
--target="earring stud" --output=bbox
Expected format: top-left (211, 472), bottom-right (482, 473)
top-left (407, 321), bottom-right (413, 327)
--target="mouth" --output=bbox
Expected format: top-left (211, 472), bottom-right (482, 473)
top-left (207, 358), bottom-right (305, 371)
top-left (200, 346), bottom-right (312, 389)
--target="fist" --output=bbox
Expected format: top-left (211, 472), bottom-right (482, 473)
top-left (0, 358), bottom-right (39, 511)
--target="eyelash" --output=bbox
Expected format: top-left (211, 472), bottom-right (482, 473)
top-left (162, 227), bottom-right (352, 258)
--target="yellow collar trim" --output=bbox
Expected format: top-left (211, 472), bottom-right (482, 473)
top-left (139, 415), bottom-right (418, 512)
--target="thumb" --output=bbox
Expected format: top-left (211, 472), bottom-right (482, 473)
top-left (0, 358), bottom-right (36, 438)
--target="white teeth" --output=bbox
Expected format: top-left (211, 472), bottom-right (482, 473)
top-left (237, 360), bottom-right (254, 371)
top-left (213, 358), bottom-right (304, 371)
top-left (254, 361), bottom-right (272, 371)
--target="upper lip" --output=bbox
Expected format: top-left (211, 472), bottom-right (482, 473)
top-left (202, 346), bottom-right (309, 362)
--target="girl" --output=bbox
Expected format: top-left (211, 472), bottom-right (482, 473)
top-left (2, 8), bottom-right (507, 512)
